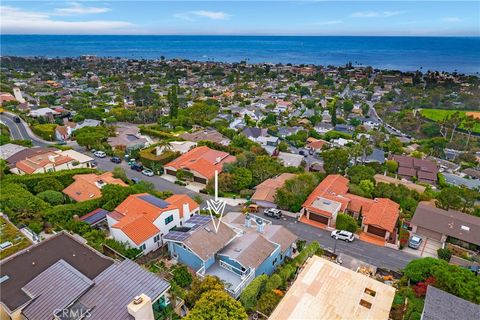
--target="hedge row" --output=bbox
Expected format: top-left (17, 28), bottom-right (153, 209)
top-left (139, 126), bottom-right (182, 141)
top-left (2, 168), bottom-right (98, 193)
top-left (32, 124), bottom-right (57, 141)
top-left (240, 241), bottom-right (322, 314)
top-left (139, 148), bottom-right (180, 168)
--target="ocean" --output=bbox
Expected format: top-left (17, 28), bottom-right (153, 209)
top-left (1, 35), bottom-right (479, 74)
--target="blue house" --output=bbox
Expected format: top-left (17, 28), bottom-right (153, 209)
top-left (165, 213), bottom-right (297, 298)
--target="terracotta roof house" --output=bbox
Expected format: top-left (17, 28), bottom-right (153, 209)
top-left (107, 193), bottom-right (199, 254)
top-left (301, 174), bottom-right (400, 244)
top-left (410, 203), bottom-right (480, 247)
top-left (251, 173), bottom-right (296, 208)
top-left (165, 212), bottom-right (297, 298)
top-left (180, 129), bottom-right (230, 146)
top-left (0, 92), bottom-right (16, 105)
top-left (306, 137), bottom-right (328, 152)
top-left (269, 256), bottom-right (395, 320)
top-left (62, 172), bottom-right (128, 202)
top-left (0, 232), bottom-right (170, 320)
top-left (107, 125), bottom-right (148, 151)
top-left (393, 155), bottom-right (438, 185)
top-left (8, 148), bottom-right (94, 175)
top-left (421, 286), bottom-right (480, 320)
top-left (164, 146), bottom-right (236, 184)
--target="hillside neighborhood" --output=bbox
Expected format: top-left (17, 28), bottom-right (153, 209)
top-left (1, 56), bottom-right (479, 320)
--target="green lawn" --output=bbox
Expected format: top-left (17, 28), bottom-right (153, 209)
top-left (0, 216), bottom-right (31, 260)
top-left (419, 109), bottom-right (480, 133)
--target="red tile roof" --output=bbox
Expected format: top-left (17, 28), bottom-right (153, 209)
top-left (63, 172), bottom-right (127, 202)
top-left (303, 174), bottom-right (400, 232)
top-left (164, 146), bottom-right (236, 180)
top-left (109, 193), bottom-right (197, 245)
top-left (16, 151), bottom-right (74, 174)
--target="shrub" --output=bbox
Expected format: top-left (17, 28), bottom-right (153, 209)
top-left (239, 274), bottom-right (268, 310)
top-left (185, 290), bottom-right (247, 320)
top-left (335, 213), bottom-right (358, 233)
top-left (139, 147), bottom-right (179, 168)
top-left (403, 257), bottom-right (445, 283)
top-left (385, 160), bottom-right (398, 173)
top-left (277, 264), bottom-right (296, 285)
top-left (34, 177), bottom-right (64, 194)
top-left (104, 238), bottom-right (142, 259)
top-left (264, 274), bottom-right (282, 292)
top-left (32, 124), bottom-right (57, 141)
top-left (36, 190), bottom-right (65, 205)
top-left (256, 291), bottom-right (282, 315)
top-left (172, 265), bottom-right (193, 288)
top-left (185, 276), bottom-right (225, 308)
top-left (437, 248), bottom-right (452, 262)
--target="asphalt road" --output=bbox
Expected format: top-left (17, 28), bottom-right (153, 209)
top-left (0, 112), bottom-right (50, 147)
top-left (262, 214), bottom-right (416, 271)
top-left (86, 150), bottom-right (240, 212)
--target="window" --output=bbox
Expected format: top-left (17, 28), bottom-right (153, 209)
top-left (154, 235), bottom-right (161, 243)
top-left (139, 244), bottom-right (146, 251)
top-left (364, 288), bottom-right (376, 297)
top-left (359, 299), bottom-right (372, 309)
top-left (272, 258), bottom-right (278, 266)
top-left (165, 215), bottom-right (174, 225)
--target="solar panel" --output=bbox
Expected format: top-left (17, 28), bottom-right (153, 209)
top-left (187, 215), bottom-right (211, 229)
top-left (81, 209), bottom-right (109, 225)
top-left (139, 194), bottom-right (170, 209)
top-left (164, 230), bottom-right (191, 242)
top-left (164, 215), bottom-right (212, 242)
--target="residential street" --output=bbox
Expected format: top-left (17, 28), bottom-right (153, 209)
top-left (0, 112), bottom-right (50, 146)
top-left (262, 214), bottom-right (416, 271)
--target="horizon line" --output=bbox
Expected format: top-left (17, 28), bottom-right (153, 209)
top-left (3, 34), bottom-right (479, 37)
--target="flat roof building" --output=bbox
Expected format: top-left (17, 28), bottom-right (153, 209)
top-left (269, 256), bottom-right (395, 320)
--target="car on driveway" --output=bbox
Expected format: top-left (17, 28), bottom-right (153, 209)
top-left (142, 168), bottom-right (154, 177)
top-left (264, 208), bottom-right (283, 219)
top-left (408, 235), bottom-right (423, 249)
top-left (130, 163), bottom-right (143, 172)
top-left (110, 156), bottom-right (122, 163)
top-left (331, 230), bottom-right (355, 242)
top-left (93, 151), bottom-right (106, 158)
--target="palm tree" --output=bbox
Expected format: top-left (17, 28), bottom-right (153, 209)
top-left (463, 115), bottom-right (477, 148)
top-left (438, 115), bottom-right (449, 139)
top-left (157, 140), bottom-right (173, 153)
top-left (349, 143), bottom-right (363, 166)
top-left (359, 136), bottom-right (373, 164)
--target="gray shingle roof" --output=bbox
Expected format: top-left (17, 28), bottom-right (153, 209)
top-left (422, 286), bottom-right (480, 320)
top-left (22, 260), bottom-right (93, 320)
top-left (78, 259), bottom-right (170, 320)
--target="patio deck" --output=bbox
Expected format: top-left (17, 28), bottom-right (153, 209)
top-left (205, 262), bottom-right (243, 290)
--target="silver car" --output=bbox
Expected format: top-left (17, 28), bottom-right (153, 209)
top-left (408, 235), bottom-right (423, 249)
top-left (331, 230), bottom-right (355, 242)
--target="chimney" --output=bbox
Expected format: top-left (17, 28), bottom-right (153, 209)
top-left (244, 214), bottom-right (251, 228)
top-left (127, 294), bottom-right (154, 320)
top-left (256, 218), bottom-right (265, 233)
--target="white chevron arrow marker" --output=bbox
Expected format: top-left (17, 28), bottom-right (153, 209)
top-left (207, 170), bottom-right (227, 233)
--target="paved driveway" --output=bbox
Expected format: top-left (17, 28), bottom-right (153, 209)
top-left (404, 237), bottom-right (441, 258)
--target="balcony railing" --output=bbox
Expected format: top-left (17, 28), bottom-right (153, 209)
top-left (227, 267), bottom-right (255, 299)
top-left (196, 265), bottom-right (206, 278)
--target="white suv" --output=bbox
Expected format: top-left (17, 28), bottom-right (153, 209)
top-left (331, 230), bottom-right (355, 242)
top-left (93, 151), bottom-right (106, 158)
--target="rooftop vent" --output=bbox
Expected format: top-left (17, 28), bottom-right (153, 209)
top-left (0, 275), bottom-right (9, 284)
top-left (204, 227), bottom-right (212, 233)
top-left (133, 296), bottom-right (144, 305)
top-left (461, 225), bottom-right (470, 231)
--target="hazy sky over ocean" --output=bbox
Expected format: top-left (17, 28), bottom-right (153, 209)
top-left (1, 1), bottom-right (479, 36)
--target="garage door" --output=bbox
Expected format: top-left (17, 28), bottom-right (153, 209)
top-left (166, 169), bottom-right (176, 176)
top-left (309, 212), bottom-right (329, 225)
top-left (193, 176), bottom-right (207, 184)
top-left (416, 227), bottom-right (443, 241)
top-left (367, 225), bottom-right (387, 238)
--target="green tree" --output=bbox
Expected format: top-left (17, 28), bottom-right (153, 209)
top-left (112, 166), bottom-right (128, 183)
top-left (335, 213), bottom-right (358, 232)
top-left (168, 85), bottom-right (179, 118)
top-left (172, 265), bottom-right (193, 288)
top-left (36, 190), bottom-right (65, 205)
top-left (347, 165), bottom-right (375, 185)
top-left (256, 291), bottom-right (282, 315)
top-left (359, 179), bottom-right (375, 195)
top-left (322, 148), bottom-right (350, 174)
top-left (185, 290), bottom-right (247, 320)
top-left (275, 173), bottom-right (321, 212)
top-left (240, 275), bottom-right (268, 310)
top-left (34, 177), bottom-right (64, 193)
top-left (329, 98), bottom-right (338, 126)
top-left (386, 137), bottom-right (403, 154)
top-left (185, 276), bottom-right (225, 308)
top-left (342, 99), bottom-right (354, 116)
top-left (74, 126), bottom-right (109, 149)
top-left (436, 186), bottom-right (463, 211)
top-left (385, 160), bottom-right (398, 173)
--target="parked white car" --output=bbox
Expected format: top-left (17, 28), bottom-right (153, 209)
top-left (93, 151), bottom-right (106, 158)
top-left (142, 169), bottom-right (154, 177)
top-left (331, 230), bottom-right (355, 242)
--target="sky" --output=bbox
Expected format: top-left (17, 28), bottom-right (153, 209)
top-left (1, 1), bottom-right (479, 36)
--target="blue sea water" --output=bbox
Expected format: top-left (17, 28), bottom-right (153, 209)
top-left (1, 35), bottom-right (479, 74)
